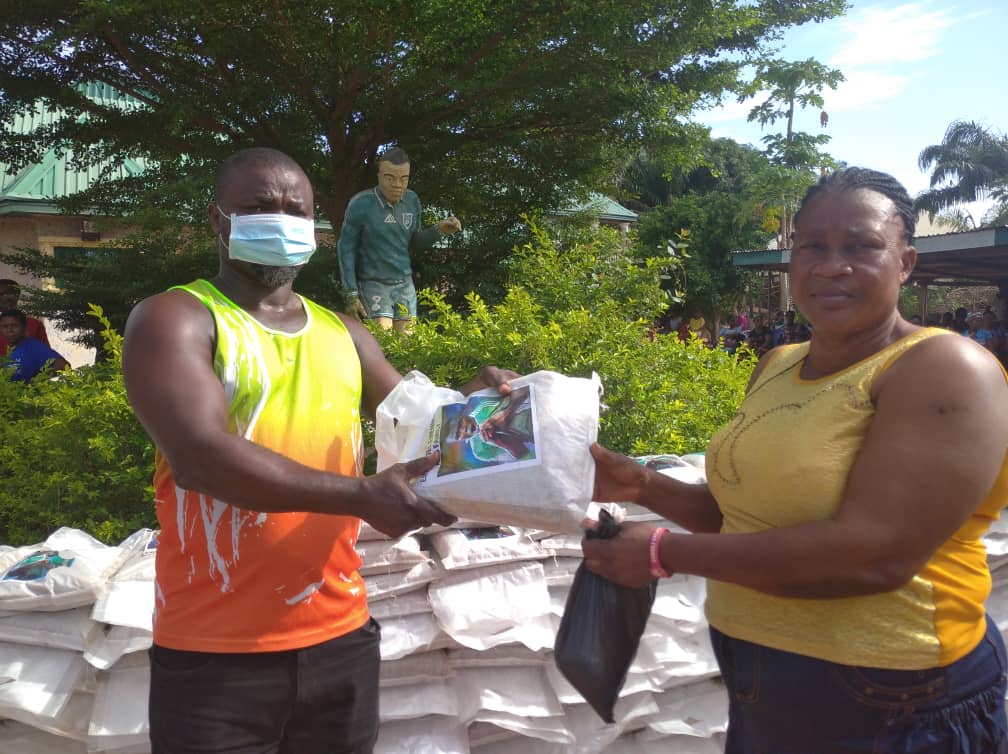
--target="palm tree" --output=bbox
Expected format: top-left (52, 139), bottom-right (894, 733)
top-left (916, 121), bottom-right (1008, 226)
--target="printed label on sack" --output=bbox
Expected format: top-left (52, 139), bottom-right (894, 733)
top-left (421, 384), bottom-right (542, 485)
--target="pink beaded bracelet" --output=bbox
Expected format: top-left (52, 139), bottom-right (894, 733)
top-left (649, 527), bottom-right (671, 579)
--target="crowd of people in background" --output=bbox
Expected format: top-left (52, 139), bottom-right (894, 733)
top-left (657, 306), bottom-right (813, 355)
top-left (947, 305), bottom-right (1008, 367)
top-left (656, 299), bottom-right (1008, 368)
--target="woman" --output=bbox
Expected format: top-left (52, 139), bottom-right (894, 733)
top-left (583, 168), bottom-right (1008, 753)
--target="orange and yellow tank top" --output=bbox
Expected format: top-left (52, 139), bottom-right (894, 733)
top-left (705, 327), bottom-right (1008, 669)
top-left (152, 279), bottom-right (368, 653)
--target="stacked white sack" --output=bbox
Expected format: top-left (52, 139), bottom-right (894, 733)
top-left (0, 527), bottom-right (154, 752)
top-left (9, 453), bottom-right (1008, 753)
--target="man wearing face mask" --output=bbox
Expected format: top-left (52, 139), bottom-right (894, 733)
top-left (337, 147), bottom-right (462, 331)
top-left (122, 147), bottom-right (513, 754)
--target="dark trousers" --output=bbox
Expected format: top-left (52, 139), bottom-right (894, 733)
top-left (149, 619), bottom-right (381, 754)
top-left (711, 615), bottom-right (1008, 754)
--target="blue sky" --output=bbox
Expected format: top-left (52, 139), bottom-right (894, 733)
top-left (698, 0), bottom-right (1006, 224)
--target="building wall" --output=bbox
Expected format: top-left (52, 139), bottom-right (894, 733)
top-left (0, 213), bottom-right (134, 367)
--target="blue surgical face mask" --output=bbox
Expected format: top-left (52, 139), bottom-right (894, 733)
top-left (217, 207), bottom-right (317, 267)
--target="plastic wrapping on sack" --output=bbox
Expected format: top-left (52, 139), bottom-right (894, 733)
top-left (431, 527), bottom-right (547, 570)
top-left (83, 623), bottom-right (153, 670)
top-left (90, 529), bottom-right (157, 632)
top-left (376, 370), bottom-right (600, 534)
top-left (379, 650), bottom-right (452, 687)
top-left (453, 665), bottom-right (564, 724)
top-left (379, 677), bottom-right (458, 722)
top-left (356, 536), bottom-right (431, 576)
top-left (0, 641), bottom-right (86, 721)
top-left (553, 509), bottom-right (657, 723)
top-left (87, 653), bottom-right (151, 750)
top-left (0, 719), bottom-right (89, 754)
top-left (374, 715), bottom-right (470, 754)
top-left (379, 612), bottom-right (454, 661)
top-left (427, 562), bottom-right (554, 651)
top-left (0, 607), bottom-right (100, 652)
top-left (365, 560), bottom-right (441, 601)
top-left (0, 528), bottom-right (129, 612)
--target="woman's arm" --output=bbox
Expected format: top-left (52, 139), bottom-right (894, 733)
top-left (585, 335), bottom-right (1008, 596)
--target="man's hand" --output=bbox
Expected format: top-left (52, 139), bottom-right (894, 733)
top-left (582, 521), bottom-right (658, 588)
top-left (438, 216), bottom-right (462, 236)
top-left (458, 366), bottom-right (519, 396)
top-left (590, 443), bottom-right (646, 504)
top-left (356, 454), bottom-right (456, 538)
top-left (479, 411), bottom-right (507, 439)
top-left (345, 296), bottom-right (368, 321)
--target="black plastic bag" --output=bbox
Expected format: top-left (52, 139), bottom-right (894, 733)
top-left (553, 508), bottom-right (657, 723)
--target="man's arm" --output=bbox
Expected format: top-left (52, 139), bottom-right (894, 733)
top-left (336, 199), bottom-right (363, 294)
top-left (337, 310), bottom-right (517, 417)
top-left (122, 290), bottom-right (452, 536)
top-left (408, 195), bottom-right (461, 253)
top-left (336, 311), bottom-right (405, 419)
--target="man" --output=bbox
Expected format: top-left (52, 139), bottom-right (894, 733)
top-left (0, 279), bottom-right (49, 356)
top-left (337, 147), bottom-right (462, 330)
top-left (772, 309), bottom-right (810, 346)
top-left (451, 386), bottom-right (535, 462)
top-left (0, 309), bottom-right (67, 382)
top-left (122, 147), bottom-right (511, 753)
top-left (952, 306), bottom-right (970, 335)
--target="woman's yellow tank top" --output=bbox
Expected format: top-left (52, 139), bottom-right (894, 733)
top-left (705, 327), bottom-right (1008, 669)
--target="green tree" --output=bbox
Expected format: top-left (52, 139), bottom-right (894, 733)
top-left (0, 0), bottom-right (845, 305)
top-left (622, 138), bottom-right (775, 326)
top-left (742, 58), bottom-right (844, 245)
top-left (916, 120), bottom-right (1008, 227)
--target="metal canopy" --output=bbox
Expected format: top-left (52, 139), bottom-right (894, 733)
top-left (911, 227), bottom-right (1008, 285)
top-left (732, 226), bottom-right (1008, 286)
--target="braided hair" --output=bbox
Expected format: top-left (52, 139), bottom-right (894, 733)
top-left (794, 168), bottom-right (915, 242)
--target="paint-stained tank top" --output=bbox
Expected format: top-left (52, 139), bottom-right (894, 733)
top-left (705, 327), bottom-right (1008, 669)
top-left (152, 279), bottom-right (368, 652)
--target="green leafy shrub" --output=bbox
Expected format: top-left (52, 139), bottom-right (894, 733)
top-left (0, 305), bottom-right (156, 545)
top-left (377, 223), bottom-right (754, 455)
top-left (0, 224), bottom-right (754, 545)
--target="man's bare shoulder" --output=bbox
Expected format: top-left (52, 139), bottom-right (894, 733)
top-left (332, 309), bottom-right (382, 355)
top-left (125, 288), bottom-right (214, 344)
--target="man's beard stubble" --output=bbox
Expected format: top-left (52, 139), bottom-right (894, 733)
top-left (248, 263), bottom-right (301, 289)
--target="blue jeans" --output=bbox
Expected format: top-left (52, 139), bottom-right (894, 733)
top-left (358, 278), bottom-right (417, 320)
top-left (149, 619), bottom-right (381, 754)
top-left (710, 616), bottom-right (1007, 753)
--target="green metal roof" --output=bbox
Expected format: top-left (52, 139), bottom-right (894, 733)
top-left (554, 192), bottom-right (638, 223)
top-left (0, 83), bottom-right (148, 215)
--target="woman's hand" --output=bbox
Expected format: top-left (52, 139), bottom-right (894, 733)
top-left (591, 443), bottom-right (646, 504)
top-left (582, 521), bottom-right (658, 588)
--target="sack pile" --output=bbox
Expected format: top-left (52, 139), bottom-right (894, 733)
top-left (5, 460), bottom-right (1008, 753)
top-left (0, 527), bottom-right (156, 754)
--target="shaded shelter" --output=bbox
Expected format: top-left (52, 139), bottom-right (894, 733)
top-left (732, 227), bottom-right (1008, 318)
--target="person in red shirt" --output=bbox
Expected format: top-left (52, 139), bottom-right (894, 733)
top-left (0, 279), bottom-right (49, 356)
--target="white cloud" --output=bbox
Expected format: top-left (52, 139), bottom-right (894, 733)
top-left (822, 70), bottom-right (908, 112)
top-left (829, 2), bottom-right (956, 67)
